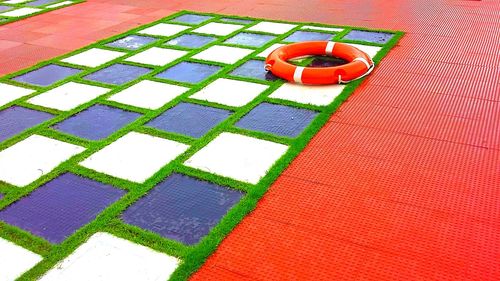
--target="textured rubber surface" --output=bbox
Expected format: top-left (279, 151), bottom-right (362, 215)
top-left (122, 173), bottom-right (243, 245)
top-left (0, 106), bottom-right (53, 142)
top-left (0, 0), bottom-right (498, 280)
top-left (0, 173), bottom-right (125, 243)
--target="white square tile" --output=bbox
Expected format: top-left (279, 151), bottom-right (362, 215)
top-left (80, 132), bottom-right (188, 183)
top-left (1, 7), bottom-right (41, 17)
top-left (346, 43), bottom-right (381, 58)
top-left (269, 83), bottom-right (345, 106)
top-left (125, 47), bottom-right (187, 66)
top-left (301, 25), bottom-right (344, 33)
top-left (46, 1), bottom-right (74, 8)
top-left (0, 135), bottom-right (84, 186)
top-left (3, 0), bottom-right (30, 3)
top-left (246, 22), bottom-right (296, 34)
top-left (192, 22), bottom-right (243, 36)
top-left (257, 43), bottom-right (285, 58)
top-left (0, 238), bottom-right (42, 281)
top-left (108, 80), bottom-right (188, 110)
top-left (185, 132), bottom-right (287, 184)
top-left (190, 78), bottom-right (268, 107)
top-left (39, 232), bottom-right (179, 281)
top-left (0, 83), bottom-right (35, 107)
top-left (138, 23), bottom-right (189, 37)
top-left (28, 82), bottom-right (110, 111)
top-left (192, 45), bottom-right (253, 64)
top-left (61, 48), bottom-right (126, 68)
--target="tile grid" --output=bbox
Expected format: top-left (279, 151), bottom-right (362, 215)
top-left (0, 10), bottom-right (401, 281)
top-left (0, 0), bottom-right (84, 25)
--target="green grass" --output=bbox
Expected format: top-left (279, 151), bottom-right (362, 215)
top-left (0, 0), bottom-right (85, 26)
top-left (0, 10), bottom-right (403, 280)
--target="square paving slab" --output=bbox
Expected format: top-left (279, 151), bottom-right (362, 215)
top-left (225, 32), bottom-right (275, 47)
top-left (0, 135), bottom-right (84, 186)
top-left (108, 80), bottom-right (188, 110)
top-left (0, 83), bottom-right (35, 107)
top-left (190, 78), bottom-right (268, 107)
top-left (185, 132), bottom-right (288, 184)
top-left (0, 237), bottom-right (42, 281)
top-left (12, 64), bottom-right (81, 87)
top-left (284, 30), bottom-right (334, 42)
top-left (123, 173), bottom-right (243, 245)
top-left (84, 64), bottom-right (151, 86)
top-left (27, 82), bottom-right (110, 111)
top-left (156, 61), bottom-right (221, 84)
top-left (39, 232), bottom-right (179, 280)
top-left (171, 14), bottom-right (212, 24)
top-left (165, 34), bottom-right (216, 48)
top-left (235, 103), bottom-right (318, 138)
top-left (230, 59), bottom-right (279, 81)
top-left (106, 35), bottom-right (158, 50)
top-left (0, 173), bottom-right (125, 243)
top-left (52, 104), bottom-right (141, 140)
top-left (146, 102), bottom-right (232, 138)
top-left (343, 30), bottom-right (394, 44)
top-left (61, 48), bottom-right (126, 68)
top-left (80, 132), bottom-right (189, 183)
top-left (0, 106), bottom-right (53, 142)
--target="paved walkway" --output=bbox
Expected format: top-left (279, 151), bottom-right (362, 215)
top-left (1, 0), bottom-right (499, 279)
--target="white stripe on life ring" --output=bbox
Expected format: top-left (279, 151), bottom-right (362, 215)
top-left (325, 41), bottom-right (335, 56)
top-left (353, 57), bottom-right (371, 69)
top-left (293, 66), bottom-right (305, 83)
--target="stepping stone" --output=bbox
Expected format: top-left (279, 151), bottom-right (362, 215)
top-left (269, 83), bottom-right (345, 106)
top-left (343, 30), bottom-right (394, 44)
top-left (190, 78), bottom-right (268, 107)
top-left (220, 18), bottom-right (253, 24)
top-left (192, 22), bottom-right (243, 36)
top-left (156, 61), bottom-right (221, 84)
top-left (225, 32), bottom-right (275, 47)
top-left (171, 14), bottom-right (211, 24)
top-left (0, 106), bottom-right (53, 142)
top-left (0, 135), bottom-right (84, 186)
top-left (138, 23), bottom-right (189, 37)
top-left (235, 103), bottom-right (318, 138)
top-left (52, 104), bottom-right (141, 141)
top-left (61, 48), bottom-right (126, 68)
top-left (246, 21), bottom-right (296, 34)
top-left (108, 80), bottom-right (188, 110)
top-left (123, 173), bottom-right (243, 245)
top-left (146, 102), bottom-right (232, 138)
top-left (27, 82), bottom-right (110, 111)
top-left (0, 237), bottom-right (42, 280)
top-left (284, 30), bottom-right (333, 42)
top-left (124, 47), bottom-right (187, 66)
top-left (165, 34), bottom-right (216, 48)
top-left (185, 132), bottom-right (288, 184)
top-left (106, 35), bottom-right (158, 50)
top-left (193, 45), bottom-right (253, 64)
top-left (84, 64), bottom-right (151, 86)
top-left (39, 232), bottom-right (179, 280)
top-left (26, 0), bottom-right (61, 6)
top-left (80, 132), bottom-right (189, 183)
top-left (12, 64), bottom-right (81, 87)
top-left (0, 173), bottom-right (125, 243)
top-left (230, 60), bottom-right (279, 81)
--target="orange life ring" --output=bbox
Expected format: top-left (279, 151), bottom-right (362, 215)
top-left (265, 41), bottom-right (374, 85)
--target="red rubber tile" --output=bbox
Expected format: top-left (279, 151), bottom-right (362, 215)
top-left (0, 0), bottom-right (498, 279)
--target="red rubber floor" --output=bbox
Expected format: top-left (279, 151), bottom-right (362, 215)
top-left (1, 0), bottom-right (499, 280)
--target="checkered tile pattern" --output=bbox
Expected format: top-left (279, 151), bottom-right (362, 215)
top-left (0, 11), bottom-right (394, 280)
top-left (0, 0), bottom-right (81, 24)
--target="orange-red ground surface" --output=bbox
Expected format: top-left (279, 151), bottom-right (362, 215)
top-left (1, 0), bottom-right (499, 279)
